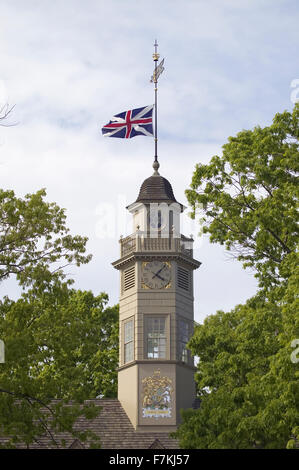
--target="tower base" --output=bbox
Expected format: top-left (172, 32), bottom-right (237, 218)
top-left (118, 361), bottom-right (195, 432)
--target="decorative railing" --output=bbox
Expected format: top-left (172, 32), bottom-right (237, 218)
top-left (121, 235), bottom-right (136, 257)
top-left (119, 233), bottom-right (193, 258)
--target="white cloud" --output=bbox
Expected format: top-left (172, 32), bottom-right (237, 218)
top-left (1, 0), bottom-right (298, 316)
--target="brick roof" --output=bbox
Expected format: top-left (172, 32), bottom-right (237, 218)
top-left (0, 399), bottom-right (179, 449)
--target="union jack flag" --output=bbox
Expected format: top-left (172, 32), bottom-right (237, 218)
top-left (102, 105), bottom-right (154, 139)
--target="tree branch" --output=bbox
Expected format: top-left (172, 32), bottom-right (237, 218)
top-left (0, 103), bottom-right (16, 127)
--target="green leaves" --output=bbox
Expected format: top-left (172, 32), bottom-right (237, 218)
top-left (175, 285), bottom-right (298, 448)
top-left (0, 188), bottom-right (91, 287)
top-left (175, 105), bottom-right (299, 449)
top-left (0, 188), bottom-right (119, 447)
top-left (0, 286), bottom-right (119, 447)
top-left (186, 104), bottom-right (299, 290)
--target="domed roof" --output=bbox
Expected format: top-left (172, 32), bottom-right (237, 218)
top-left (135, 174), bottom-right (177, 204)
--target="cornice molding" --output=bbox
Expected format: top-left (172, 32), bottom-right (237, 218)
top-left (112, 251), bottom-right (201, 270)
top-left (118, 359), bottom-right (197, 373)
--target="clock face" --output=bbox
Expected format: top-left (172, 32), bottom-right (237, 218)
top-left (142, 261), bottom-right (171, 289)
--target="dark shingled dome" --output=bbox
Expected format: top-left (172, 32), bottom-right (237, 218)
top-left (136, 174), bottom-right (177, 203)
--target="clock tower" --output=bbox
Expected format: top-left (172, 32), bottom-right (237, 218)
top-left (112, 160), bottom-right (201, 433)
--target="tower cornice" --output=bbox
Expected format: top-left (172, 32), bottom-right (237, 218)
top-left (118, 360), bottom-right (197, 373)
top-left (112, 251), bottom-right (201, 270)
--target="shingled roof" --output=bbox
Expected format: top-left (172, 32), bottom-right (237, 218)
top-left (0, 399), bottom-right (179, 449)
top-left (135, 174), bottom-right (177, 204)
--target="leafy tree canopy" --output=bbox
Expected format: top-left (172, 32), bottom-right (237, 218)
top-left (0, 189), bottom-right (119, 448)
top-left (186, 104), bottom-right (299, 290)
top-left (0, 286), bottom-right (118, 448)
top-left (174, 270), bottom-right (298, 448)
top-left (174, 105), bottom-right (299, 449)
top-left (0, 188), bottom-right (91, 287)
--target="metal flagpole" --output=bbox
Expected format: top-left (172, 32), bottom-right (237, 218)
top-left (153, 40), bottom-right (159, 164)
top-left (151, 40), bottom-right (165, 173)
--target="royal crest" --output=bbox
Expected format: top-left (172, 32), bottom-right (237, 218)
top-left (142, 369), bottom-right (173, 419)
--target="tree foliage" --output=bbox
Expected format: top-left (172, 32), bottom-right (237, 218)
top-left (0, 287), bottom-right (118, 448)
top-left (174, 105), bottom-right (299, 449)
top-left (0, 189), bottom-right (119, 448)
top-left (186, 104), bottom-right (299, 289)
top-left (174, 274), bottom-right (298, 448)
top-left (0, 188), bottom-right (91, 286)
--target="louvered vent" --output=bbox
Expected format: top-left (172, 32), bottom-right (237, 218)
top-left (177, 266), bottom-right (189, 291)
top-left (123, 266), bottom-right (135, 291)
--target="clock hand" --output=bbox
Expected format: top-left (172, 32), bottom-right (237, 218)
top-left (151, 271), bottom-right (165, 281)
top-left (153, 266), bottom-right (165, 277)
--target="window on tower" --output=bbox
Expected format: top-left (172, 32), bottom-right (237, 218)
top-left (178, 319), bottom-right (191, 363)
top-left (124, 318), bottom-right (134, 364)
top-left (145, 317), bottom-right (167, 359)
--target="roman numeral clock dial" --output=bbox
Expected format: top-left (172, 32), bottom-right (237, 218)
top-left (142, 261), bottom-right (171, 289)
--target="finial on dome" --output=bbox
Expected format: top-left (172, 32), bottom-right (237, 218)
top-left (153, 158), bottom-right (160, 175)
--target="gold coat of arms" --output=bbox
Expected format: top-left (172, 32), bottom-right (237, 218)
top-left (142, 369), bottom-right (173, 419)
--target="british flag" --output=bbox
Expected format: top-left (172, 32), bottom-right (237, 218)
top-left (102, 105), bottom-right (154, 139)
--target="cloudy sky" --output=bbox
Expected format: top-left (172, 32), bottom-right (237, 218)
top-left (0, 0), bottom-right (298, 322)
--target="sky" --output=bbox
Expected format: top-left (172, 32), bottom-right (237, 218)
top-left (0, 0), bottom-right (298, 323)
